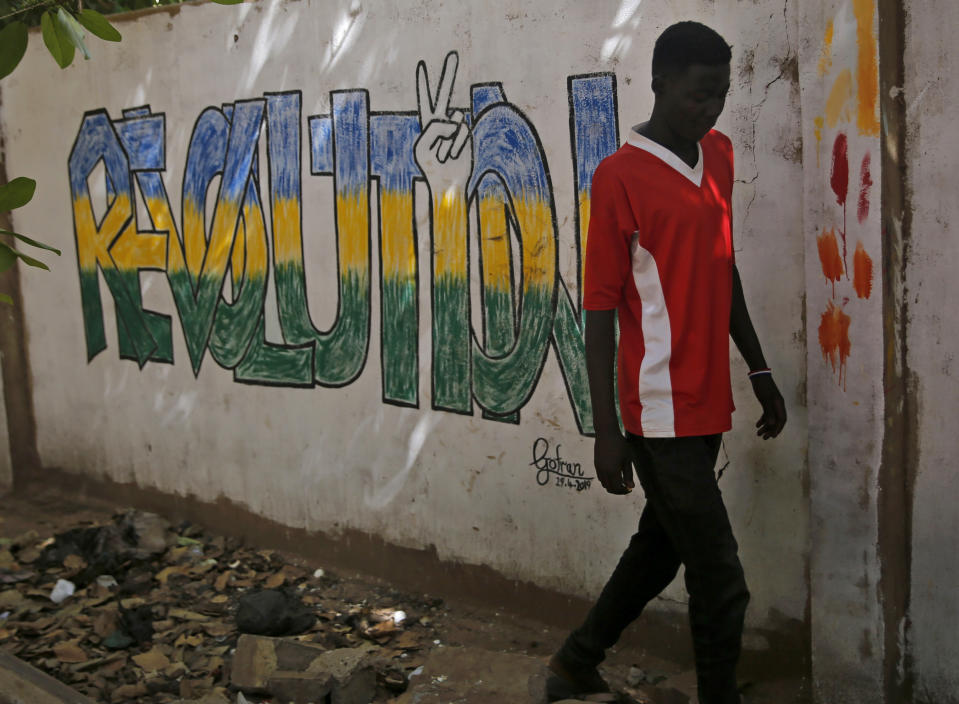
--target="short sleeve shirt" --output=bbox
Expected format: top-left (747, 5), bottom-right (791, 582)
top-left (583, 128), bottom-right (736, 437)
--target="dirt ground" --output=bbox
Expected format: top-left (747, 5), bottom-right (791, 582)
top-left (0, 483), bottom-right (810, 703)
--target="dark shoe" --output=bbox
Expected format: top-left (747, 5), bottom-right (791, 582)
top-left (547, 653), bottom-right (615, 702)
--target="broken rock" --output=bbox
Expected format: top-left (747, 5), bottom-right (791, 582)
top-left (232, 635), bottom-right (377, 704)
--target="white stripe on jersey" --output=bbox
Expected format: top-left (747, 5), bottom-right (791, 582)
top-left (629, 233), bottom-right (675, 436)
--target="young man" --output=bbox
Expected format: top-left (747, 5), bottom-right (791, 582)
top-left (547, 22), bottom-right (787, 704)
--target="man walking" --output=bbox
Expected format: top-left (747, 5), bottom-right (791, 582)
top-left (548, 21), bottom-right (787, 704)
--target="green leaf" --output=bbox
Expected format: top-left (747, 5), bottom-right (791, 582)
top-left (0, 177), bottom-right (36, 212)
top-left (0, 245), bottom-right (14, 274)
top-left (0, 294), bottom-right (11, 305)
top-left (0, 230), bottom-right (62, 256)
top-left (211, 0), bottom-right (245, 5)
top-left (41, 11), bottom-right (75, 69)
top-left (57, 8), bottom-right (90, 61)
top-left (0, 242), bottom-right (50, 271)
top-left (76, 9), bottom-right (122, 42)
top-left (0, 21), bottom-right (29, 80)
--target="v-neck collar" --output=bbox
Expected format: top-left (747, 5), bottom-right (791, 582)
top-left (626, 128), bottom-right (704, 187)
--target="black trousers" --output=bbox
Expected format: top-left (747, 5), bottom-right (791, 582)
top-left (558, 433), bottom-right (749, 704)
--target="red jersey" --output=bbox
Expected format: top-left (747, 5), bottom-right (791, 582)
top-left (583, 128), bottom-right (736, 437)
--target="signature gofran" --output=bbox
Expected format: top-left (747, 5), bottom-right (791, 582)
top-left (531, 438), bottom-right (594, 492)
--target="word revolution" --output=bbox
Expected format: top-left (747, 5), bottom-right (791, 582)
top-left (68, 56), bottom-right (619, 435)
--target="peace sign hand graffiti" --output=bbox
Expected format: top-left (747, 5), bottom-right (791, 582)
top-left (414, 51), bottom-right (473, 191)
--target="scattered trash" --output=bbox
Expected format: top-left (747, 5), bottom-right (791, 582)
top-left (118, 602), bottom-right (155, 643)
top-left (103, 629), bottom-right (135, 650)
top-left (0, 508), bottom-right (441, 703)
top-left (409, 665), bottom-right (425, 678)
top-left (235, 589), bottom-right (315, 636)
top-left (49, 578), bottom-right (76, 603)
top-left (96, 574), bottom-right (118, 588)
top-left (627, 665), bottom-right (646, 687)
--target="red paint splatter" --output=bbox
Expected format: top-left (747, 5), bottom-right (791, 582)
top-left (830, 133), bottom-right (850, 276)
top-left (853, 241), bottom-right (873, 299)
top-left (858, 152), bottom-right (873, 223)
top-left (819, 300), bottom-right (851, 391)
top-left (816, 227), bottom-right (844, 298)
top-left (830, 134), bottom-right (849, 205)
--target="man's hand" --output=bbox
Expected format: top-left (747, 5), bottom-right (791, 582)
top-left (751, 375), bottom-right (787, 439)
top-left (594, 431), bottom-right (635, 495)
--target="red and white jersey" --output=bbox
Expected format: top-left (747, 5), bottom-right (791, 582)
top-left (583, 128), bottom-right (736, 437)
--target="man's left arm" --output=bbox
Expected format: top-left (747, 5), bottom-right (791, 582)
top-left (730, 265), bottom-right (787, 439)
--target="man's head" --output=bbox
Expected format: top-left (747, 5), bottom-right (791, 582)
top-left (651, 22), bottom-right (732, 143)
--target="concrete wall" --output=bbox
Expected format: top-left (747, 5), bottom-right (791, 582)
top-left (0, 0), bottom-right (808, 646)
top-left (798, 1), bottom-right (885, 700)
top-left (0, 367), bottom-right (10, 494)
top-left (904, 2), bottom-right (959, 702)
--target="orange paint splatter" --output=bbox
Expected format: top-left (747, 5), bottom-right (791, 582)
top-left (825, 69), bottom-right (853, 128)
top-left (819, 301), bottom-right (852, 390)
top-left (817, 227), bottom-right (844, 297)
top-left (853, 0), bottom-right (880, 136)
top-left (818, 19), bottom-right (834, 76)
top-left (853, 241), bottom-right (873, 299)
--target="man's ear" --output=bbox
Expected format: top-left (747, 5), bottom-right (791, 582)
top-left (651, 74), bottom-right (664, 96)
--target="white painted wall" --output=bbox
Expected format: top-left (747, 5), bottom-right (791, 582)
top-left (2, 0), bottom-right (808, 663)
top-left (904, 3), bottom-right (959, 702)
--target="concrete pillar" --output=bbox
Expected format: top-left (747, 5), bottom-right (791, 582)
top-left (798, 1), bottom-right (887, 701)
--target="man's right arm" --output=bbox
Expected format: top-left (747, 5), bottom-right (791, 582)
top-left (586, 309), bottom-right (634, 495)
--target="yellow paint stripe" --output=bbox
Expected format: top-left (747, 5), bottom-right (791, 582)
top-left (814, 116), bottom-right (824, 169)
top-left (336, 192), bottom-right (370, 275)
top-left (73, 197), bottom-right (100, 271)
top-left (73, 194), bottom-right (133, 272)
top-left (183, 199), bottom-right (207, 278)
top-left (852, 0), bottom-right (880, 136)
top-left (110, 222), bottom-right (166, 271)
top-left (818, 19), bottom-right (834, 77)
top-left (272, 197), bottom-right (302, 267)
top-left (241, 198), bottom-right (268, 279)
top-left (825, 69), bottom-right (853, 128)
top-left (381, 191), bottom-right (416, 279)
top-left (145, 196), bottom-right (186, 275)
top-left (204, 200), bottom-right (239, 279)
top-left (578, 191), bottom-right (591, 293)
top-left (479, 194), bottom-right (510, 293)
top-left (433, 187), bottom-right (468, 279)
top-left (514, 196), bottom-right (555, 292)
top-left (231, 219), bottom-right (247, 289)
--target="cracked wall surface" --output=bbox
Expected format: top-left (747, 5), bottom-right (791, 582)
top-left (903, 1), bottom-right (959, 701)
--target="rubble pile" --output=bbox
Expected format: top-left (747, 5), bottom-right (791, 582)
top-left (0, 510), bottom-right (440, 703)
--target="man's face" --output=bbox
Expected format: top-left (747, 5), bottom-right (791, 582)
top-left (656, 63), bottom-right (731, 142)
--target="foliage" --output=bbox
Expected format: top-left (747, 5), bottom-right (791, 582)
top-left (0, 178), bottom-right (61, 303)
top-left (0, 0), bottom-right (240, 298)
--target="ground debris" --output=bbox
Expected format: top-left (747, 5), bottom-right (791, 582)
top-left (0, 509), bottom-right (442, 703)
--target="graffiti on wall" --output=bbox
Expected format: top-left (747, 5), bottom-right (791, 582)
top-left (68, 52), bottom-right (619, 434)
top-left (813, 1), bottom-right (877, 390)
